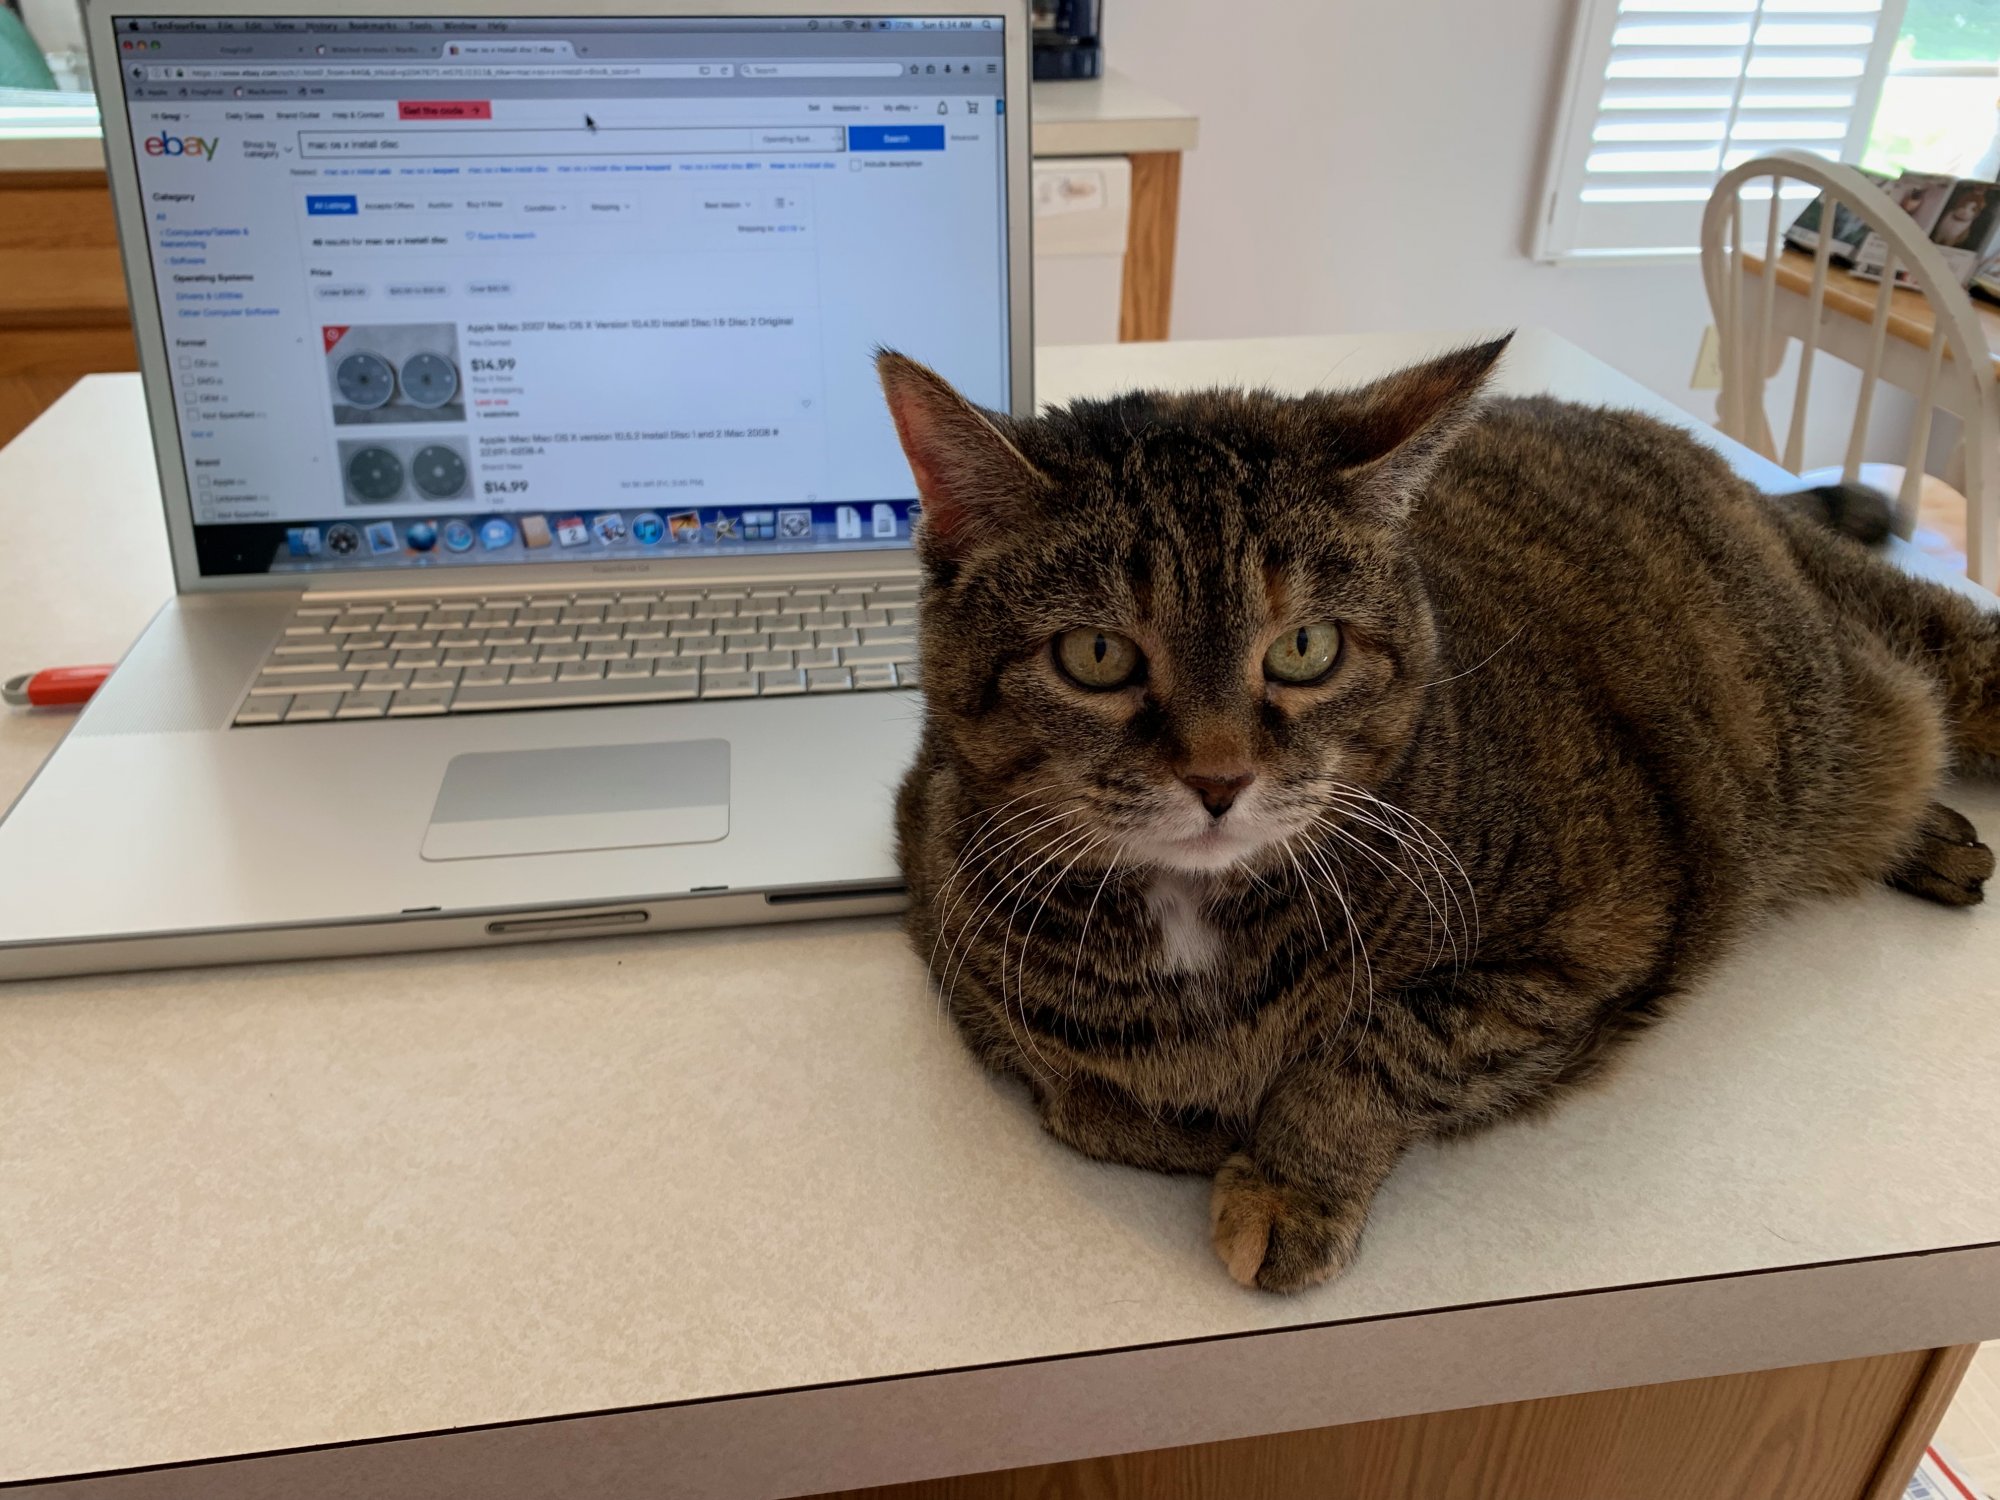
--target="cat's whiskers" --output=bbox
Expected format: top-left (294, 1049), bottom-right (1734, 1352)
top-left (932, 808), bottom-right (1095, 1050)
top-left (1008, 830), bottom-right (1107, 1083)
top-left (1298, 836), bottom-right (1377, 1067)
top-left (930, 812), bottom-right (1090, 1048)
top-left (1276, 835), bottom-right (1329, 951)
top-left (1322, 779), bottom-right (1480, 961)
top-left (930, 808), bottom-right (1055, 1023)
top-left (1065, 841), bottom-right (1127, 1019)
top-left (1419, 624), bottom-right (1525, 690)
top-left (1307, 808), bottom-right (1459, 970)
top-left (937, 872), bottom-right (1051, 1071)
top-left (1322, 810), bottom-right (1454, 969)
top-left (928, 799), bottom-right (1087, 984)
top-left (939, 788), bottom-right (1040, 838)
top-left (1326, 779), bottom-right (1477, 928)
top-left (1235, 856), bottom-right (1284, 901)
top-left (935, 796), bottom-right (1076, 906)
top-left (1321, 779), bottom-right (1475, 916)
top-left (936, 824), bottom-right (1080, 1024)
top-left (1280, 840), bottom-right (1360, 1016)
top-left (1301, 778), bottom-right (1472, 968)
top-left (1276, 839), bottom-right (1336, 1039)
top-left (974, 822), bottom-right (1101, 1084)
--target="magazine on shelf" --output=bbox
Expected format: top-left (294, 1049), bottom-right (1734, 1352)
top-left (1783, 168), bottom-right (1889, 264)
top-left (1851, 171), bottom-right (1997, 287)
top-left (1928, 179), bottom-right (2000, 283)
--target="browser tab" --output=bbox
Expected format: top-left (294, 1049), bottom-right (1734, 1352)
top-left (441, 39), bottom-right (576, 59)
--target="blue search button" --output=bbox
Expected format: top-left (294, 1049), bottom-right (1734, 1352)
top-left (306, 194), bottom-right (358, 215)
top-left (847, 125), bottom-right (944, 152)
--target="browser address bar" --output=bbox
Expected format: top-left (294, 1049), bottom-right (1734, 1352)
top-left (146, 62), bottom-right (737, 81)
top-left (296, 125), bottom-right (847, 158)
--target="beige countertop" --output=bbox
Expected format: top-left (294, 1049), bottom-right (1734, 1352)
top-left (1025, 68), bottom-right (1197, 157)
top-left (0, 69), bottom-right (1196, 173)
top-left (3, 330), bottom-right (1999, 1500)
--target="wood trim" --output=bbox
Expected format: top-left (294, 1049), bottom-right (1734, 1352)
top-left (1859, 1343), bottom-right (1980, 1500)
top-left (1743, 247), bottom-right (2000, 381)
top-left (1118, 150), bottom-right (1181, 342)
top-left (0, 169), bottom-right (112, 191)
top-left (0, 306), bottom-right (134, 334)
top-left (811, 1349), bottom-right (1938, 1500)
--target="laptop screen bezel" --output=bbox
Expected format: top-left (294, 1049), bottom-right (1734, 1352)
top-left (86, 0), bottom-right (1035, 595)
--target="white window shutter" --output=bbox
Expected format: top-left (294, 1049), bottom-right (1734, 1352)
top-left (1534, 0), bottom-right (1907, 261)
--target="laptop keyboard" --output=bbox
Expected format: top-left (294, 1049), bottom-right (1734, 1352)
top-left (235, 577), bottom-right (922, 726)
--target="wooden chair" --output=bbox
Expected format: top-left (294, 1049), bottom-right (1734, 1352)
top-left (1699, 149), bottom-right (2000, 585)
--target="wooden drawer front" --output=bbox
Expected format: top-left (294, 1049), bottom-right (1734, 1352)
top-left (0, 325), bottom-right (139, 447)
top-left (0, 175), bottom-right (131, 325)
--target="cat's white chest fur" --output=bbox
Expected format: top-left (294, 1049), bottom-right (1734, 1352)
top-left (1145, 872), bottom-right (1224, 973)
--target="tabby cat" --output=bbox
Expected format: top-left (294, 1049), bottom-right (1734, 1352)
top-left (878, 337), bottom-right (1998, 1292)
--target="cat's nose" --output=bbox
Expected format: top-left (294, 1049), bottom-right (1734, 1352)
top-left (1180, 770), bottom-right (1254, 818)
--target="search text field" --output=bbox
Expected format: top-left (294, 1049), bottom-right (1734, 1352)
top-left (296, 125), bottom-right (848, 159)
top-left (737, 62), bottom-right (908, 78)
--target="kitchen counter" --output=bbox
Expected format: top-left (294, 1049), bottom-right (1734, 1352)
top-left (3, 329), bottom-right (1997, 1500)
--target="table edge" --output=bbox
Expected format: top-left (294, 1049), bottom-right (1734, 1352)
top-left (1029, 117), bottom-right (1199, 157)
top-left (15, 1239), bottom-right (1999, 1498)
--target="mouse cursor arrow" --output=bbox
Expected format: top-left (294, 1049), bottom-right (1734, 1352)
top-left (584, 113), bottom-right (598, 132)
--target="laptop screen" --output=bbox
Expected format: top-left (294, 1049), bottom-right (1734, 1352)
top-left (111, 13), bottom-right (1011, 575)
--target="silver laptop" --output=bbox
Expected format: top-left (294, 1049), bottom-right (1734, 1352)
top-left (0, 0), bottom-right (1032, 981)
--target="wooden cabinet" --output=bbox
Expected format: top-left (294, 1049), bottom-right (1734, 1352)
top-left (0, 169), bottom-right (136, 447)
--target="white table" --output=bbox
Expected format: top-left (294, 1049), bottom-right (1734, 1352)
top-left (4, 329), bottom-right (1998, 1500)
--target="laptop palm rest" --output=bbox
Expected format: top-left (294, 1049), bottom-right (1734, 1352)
top-left (421, 740), bottom-right (729, 861)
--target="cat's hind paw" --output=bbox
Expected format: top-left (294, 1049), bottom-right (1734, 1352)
top-left (1889, 802), bottom-right (1994, 908)
top-left (1209, 1154), bottom-right (1364, 1293)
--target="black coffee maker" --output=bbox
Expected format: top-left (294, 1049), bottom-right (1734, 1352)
top-left (1032, 0), bottom-right (1101, 80)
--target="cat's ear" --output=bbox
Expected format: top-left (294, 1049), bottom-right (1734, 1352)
top-left (1322, 334), bottom-right (1512, 521)
top-left (877, 349), bottom-right (1048, 559)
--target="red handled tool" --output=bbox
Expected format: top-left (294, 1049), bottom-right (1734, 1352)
top-left (2, 665), bottom-right (115, 709)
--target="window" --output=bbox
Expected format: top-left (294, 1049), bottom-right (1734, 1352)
top-left (1862, 0), bottom-right (2000, 176)
top-left (1535, 0), bottom-right (1909, 261)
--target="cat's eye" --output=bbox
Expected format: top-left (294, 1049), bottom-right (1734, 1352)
top-left (1055, 628), bottom-right (1143, 690)
top-left (1264, 623), bottom-right (1342, 685)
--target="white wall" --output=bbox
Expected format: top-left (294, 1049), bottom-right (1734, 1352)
top-left (1110, 0), bottom-right (1721, 416)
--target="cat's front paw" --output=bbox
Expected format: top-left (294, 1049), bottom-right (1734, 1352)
top-left (1209, 1153), bottom-right (1365, 1293)
top-left (1889, 802), bottom-right (1995, 907)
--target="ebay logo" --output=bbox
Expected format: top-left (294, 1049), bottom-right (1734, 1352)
top-left (143, 133), bottom-right (218, 160)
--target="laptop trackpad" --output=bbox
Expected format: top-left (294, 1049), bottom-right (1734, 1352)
top-left (421, 740), bottom-right (729, 861)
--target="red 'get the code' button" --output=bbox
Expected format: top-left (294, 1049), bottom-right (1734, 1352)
top-left (399, 100), bottom-right (491, 120)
